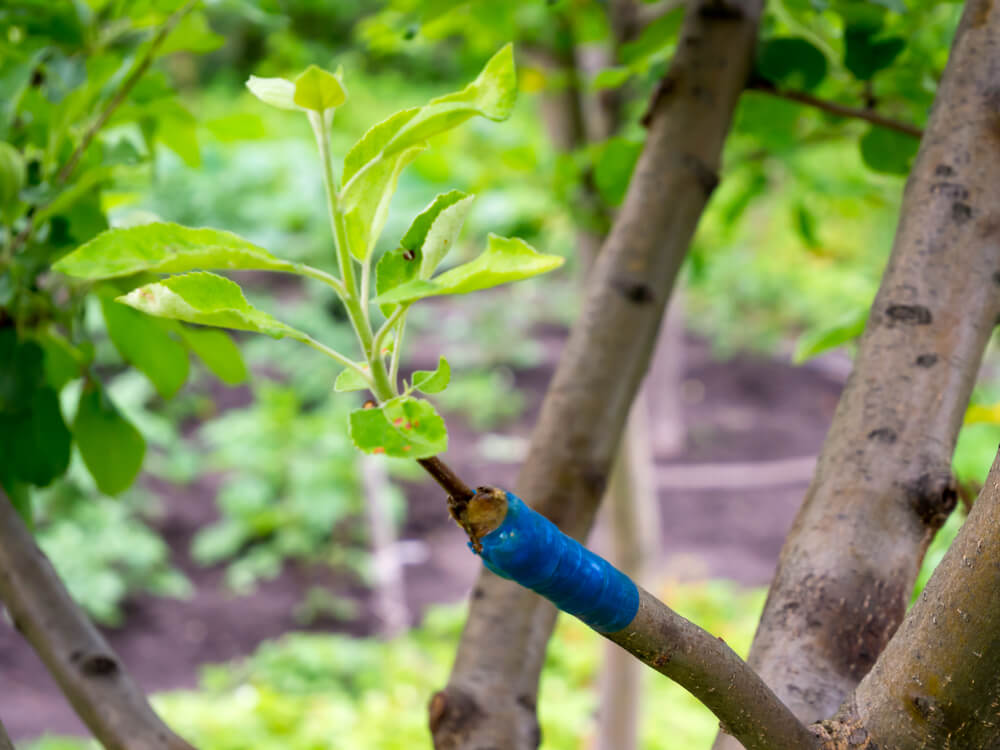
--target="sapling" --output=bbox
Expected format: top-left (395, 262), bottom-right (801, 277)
top-left (54, 47), bottom-right (809, 750)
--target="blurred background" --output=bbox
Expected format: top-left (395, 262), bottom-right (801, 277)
top-left (1, 0), bottom-right (993, 747)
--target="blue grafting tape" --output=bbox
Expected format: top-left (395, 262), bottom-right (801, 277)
top-left (473, 491), bottom-right (639, 633)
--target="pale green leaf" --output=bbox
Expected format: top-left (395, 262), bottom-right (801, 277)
top-left (373, 234), bottom-right (564, 305)
top-left (411, 356), bottom-right (450, 394)
top-left (293, 65), bottom-right (346, 111)
top-left (157, 11), bottom-right (224, 56)
top-left (178, 325), bottom-right (248, 386)
top-left (118, 272), bottom-right (310, 342)
top-left (101, 295), bottom-right (190, 399)
top-left (246, 75), bottom-right (298, 111)
top-left (341, 43), bottom-right (516, 183)
top-left (74, 386), bottom-right (146, 496)
top-left (53, 222), bottom-right (300, 279)
top-left (400, 190), bottom-right (470, 253)
top-left (420, 194), bottom-right (474, 279)
top-left (334, 365), bottom-right (372, 393)
top-left (342, 144), bottom-right (426, 262)
top-left (349, 396), bottom-right (447, 458)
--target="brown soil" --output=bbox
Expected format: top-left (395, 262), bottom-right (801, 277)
top-left (0, 333), bottom-right (844, 742)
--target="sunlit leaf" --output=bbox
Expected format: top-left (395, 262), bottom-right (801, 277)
top-left (349, 396), bottom-right (447, 458)
top-left (293, 65), bottom-right (346, 111)
top-left (246, 75), bottom-right (298, 111)
top-left (373, 235), bottom-right (564, 305)
top-left (411, 356), bottom-right (450, 394)
top-left (118, 272), bottom-right (312, 342)
top-left (53, 222), bottom-right (301, 279)
top-left (101, 294), bottom-right (189, 399)
top-left (793, 308), bottom-right (867, 363)
top-left (419, 194), bottom-right (474, 279)
top-left (178, 325), bottom-right (248, 386)
top-left (74, 386), bottom-right (145, 496)
top-left (334, 365), bottom-right (371, 393)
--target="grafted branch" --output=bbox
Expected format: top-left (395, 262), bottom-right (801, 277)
top-left (715, 1), bottom-right (1000, 744)
top-left (431, 1), bottom-right (764, 747)
top-left (0, 494), bottom-right (195, 750)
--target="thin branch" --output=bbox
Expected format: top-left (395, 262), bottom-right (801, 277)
top-left (417, 457), bottom-right (475, 507)
top-left (747, 79), bottom-right (923, 139)
top-left (0, 493), bottom-right (195, 750)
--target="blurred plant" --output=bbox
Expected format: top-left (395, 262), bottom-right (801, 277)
top-left (0, 0), bottom-right (245, 519)
top-left (191, 383), bottom-right (407, 593)
top-left (25, 581), bottom-right (766, 750)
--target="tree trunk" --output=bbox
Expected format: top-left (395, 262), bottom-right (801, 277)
top-left (430, 2), bottom-right (763, 747)
top-left (0, 495), bottom-right (195, 750)
top-left (715, 1), bottom-right (1000, 745)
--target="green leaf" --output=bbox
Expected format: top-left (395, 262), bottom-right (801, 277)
top-left (334, 365), bottom-right (371, 393)
top-left (0, 387), bottom-right (72, 488)
top-left (101, 295), bottom-right (189, 399)
top-left (373, 235), bottom-right (564, 306)
top-left (178, 325), bottom-right (249, 386)
top-left (758, 37), bottom-right (828, 91)
top-left (35, 331), bottom-right (86, 390)
top-left (411, 357), bottom-right (450, 394)
top-left (620, 6), bottom-right (684, 66)
top-left (348, 396), bottom-right (447, 458)
top-left (342, 144), bottom-right (427, 262)
top-left (293, 65), bottom-right (346, 111)
top-left (400, 190), bottom-right (470, 255)
top-left (594, 137), bottom-right (642, 207)
top-left (74, 385), bottom-right (146, 496)
top-left (419, 194), bottom-right (475, 279)
top-left (793, 308), bottom-right (867, 363)
top-left (118, 272), bottom-right (312, 342)
top-left (859, 126), bottom-right (918, 175)
top-left (157, 11), bottom-right (225, 56)
top-left (341, 43), bottom-right (517, 184)
top-left (844, 28), bottom-right (905, 81)
top-left (246, 75), bottom-right (298, 111)
top-left (0, 329), bottom-right (43, 412)
top-left (375, 247), bottom-right (421, 317)
top-left (591, 67), bottom-right (633, 92)
top-left (53, 222), bottom-right (301, 279)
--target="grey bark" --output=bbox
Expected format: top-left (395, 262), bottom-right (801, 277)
top-left (715, 0), bottom-right (1000, 745)
top-left (0, 495), bottom-right (195, 750)
top-left (430, 2), bottom-right (763, 747)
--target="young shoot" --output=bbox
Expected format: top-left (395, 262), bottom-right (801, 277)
top-left (53, 45), bottom-right (563, 490)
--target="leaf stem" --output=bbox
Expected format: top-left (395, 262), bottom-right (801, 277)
top-left (371, 304), bottom-right (407, 363)
top-left (300, 335), bottom-right (374, 386)
top-left (389, 313), bottom-right (407, 391)
top-left (297, 263), bottom-right (347, 298)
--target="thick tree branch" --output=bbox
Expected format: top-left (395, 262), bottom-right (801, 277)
top-left (0, 495), bottom-right (195, 750)
top-left (836, 448), bottom-right (1000, 748)
top-left (430, 1), bottom-right (763, 747)
top-left (715, 1), bottom-right (1000, 744)
top-left (0, 716), bottom-right (12, 750)
top-left (747, 79), bottom-right (923, 139)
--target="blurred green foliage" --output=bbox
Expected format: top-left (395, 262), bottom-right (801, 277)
top-left (27, 581), bottom-right (766, 750)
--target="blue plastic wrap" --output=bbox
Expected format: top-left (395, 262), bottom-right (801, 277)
top-left (473, 491), bottom-right (639, 633)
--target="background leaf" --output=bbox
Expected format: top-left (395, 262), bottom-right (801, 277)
top-left (74, 386), bottom-right (146, 496)
top-left (860, 126), bottom-right (919, 175)
top-left (178, 325), bottom-right (249, 386)
top-left (758, 37), bottom-right (828, 90)
top-left (101, 295), bottom-right (190, 399)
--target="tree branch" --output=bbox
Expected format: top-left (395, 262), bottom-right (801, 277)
top-left (714, 1), bottom-right (1000, 744)
top-left (836, 447), bottom-right (1000, 748)
top-left (0, 494), bottom-right (195, 750)
top-left (747, 79), bottom-right (923, 139)
top-left (431, 1), bottom-right (764, 747)
top-left (0, 716), bottom-right (13, 750)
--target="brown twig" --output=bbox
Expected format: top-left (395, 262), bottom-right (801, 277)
top-left (417, 456), bottom-right (475, 511)
top-left (747, 78), bottom-right (923, 139)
